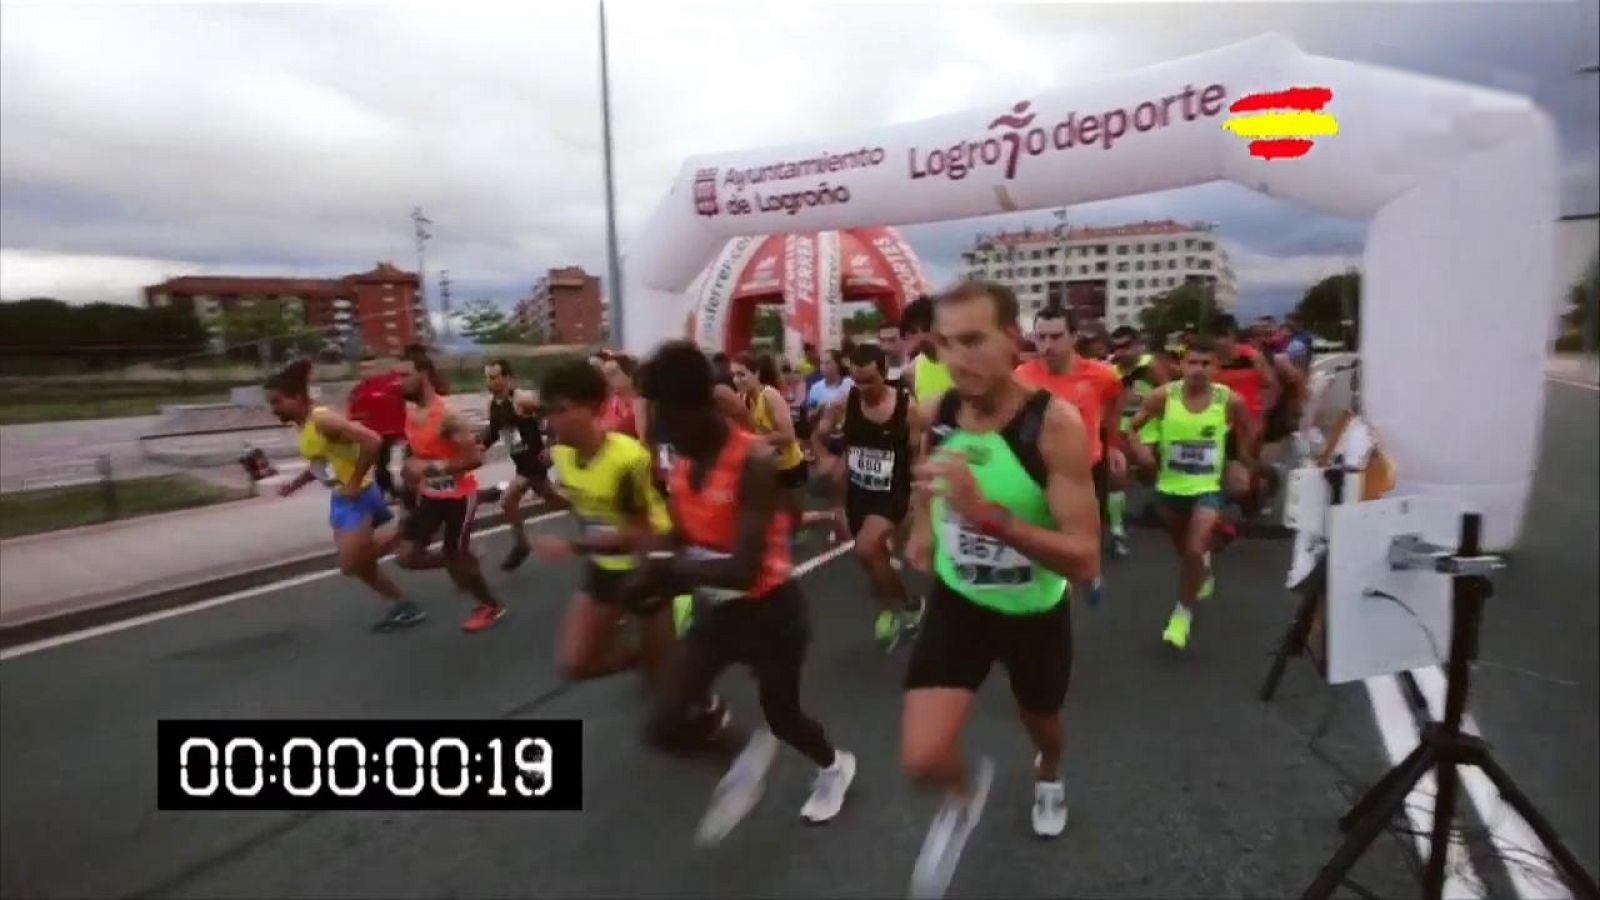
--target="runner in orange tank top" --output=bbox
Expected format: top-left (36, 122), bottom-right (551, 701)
top-left (622, 341), bottom-right (857, 844)
top-left (395, 352), bottom-right (506, 633)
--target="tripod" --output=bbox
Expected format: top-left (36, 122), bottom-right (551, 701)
top-left (1259, 465), bottom-right (1347, 702)
top-left (1300, 513), bottom-right (1600, 900)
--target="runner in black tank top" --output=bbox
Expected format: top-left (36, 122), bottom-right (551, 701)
top-left (811, 343), bottom-right (925, 650)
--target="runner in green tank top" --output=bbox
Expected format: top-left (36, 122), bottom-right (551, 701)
top-left (901, 282), bottom-right (1101, 897)
top-left (1126, 336), bottom-right (1254, 651)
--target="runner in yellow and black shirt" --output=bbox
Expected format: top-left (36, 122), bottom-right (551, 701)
top-left (530, 361), bottom-right (687, 695)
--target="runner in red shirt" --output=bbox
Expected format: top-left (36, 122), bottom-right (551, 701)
top-left (1015, 307), bottom-right (1127, 572)
top-left (600, 354), bottom-right (642, 438)
top-left (347, 351), bottom-right (407, 502)
top-left (623, 340), bottom-right (856, 843)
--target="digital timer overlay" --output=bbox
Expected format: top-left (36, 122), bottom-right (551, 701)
top-left (1222, 86), bottom-right (1337, 159)
top-left (158, 719), bottom-right (583, 812)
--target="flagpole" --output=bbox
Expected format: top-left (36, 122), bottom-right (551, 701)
top-left (599, 0), bottom-right (625, 348)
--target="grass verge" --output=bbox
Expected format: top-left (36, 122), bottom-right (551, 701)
top-left (0, 475), bottom-right (250, 540)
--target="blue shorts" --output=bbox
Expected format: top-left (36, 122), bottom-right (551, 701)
top-left (329, 483), bottom-right (394, 532)
top-left (1158, 491), bottom-right (1224, 515)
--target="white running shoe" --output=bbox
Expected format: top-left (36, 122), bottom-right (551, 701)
top-left (800, 750), bottom-right (856, 824)
top-left (909, 756), bottom-right (994, 900)
top-left (1031, 780), bottom-right (1068, 838)
top-left (695, 728), bottom-right (778, 847)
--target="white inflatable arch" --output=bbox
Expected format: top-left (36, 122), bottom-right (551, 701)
top-left (621, 34), bottom-right (1558, 549)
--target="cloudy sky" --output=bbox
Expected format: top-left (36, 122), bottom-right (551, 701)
top-left (2, 1), bottom-right (1596, 319)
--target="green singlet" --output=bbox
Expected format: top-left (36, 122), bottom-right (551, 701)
top-left (930, 390), bottom-right (1068, 615)
top-left (1156, 383), bottom-right (1231, 496)
top-left (913, 354), bottom-right (955, 406)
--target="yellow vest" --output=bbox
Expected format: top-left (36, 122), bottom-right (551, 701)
top-left (552, 433), bottom-right (671, 570)
top-left (299, 407), bottom-right (370, 488)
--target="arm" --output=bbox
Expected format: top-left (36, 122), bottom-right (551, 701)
top-left (437, 410), bottom-right (485, 474)
top-left (278, 469), bottom-right (318, 497)
top-left (1100, 374), bottom-right (1124, 460)
top-left (666, 450), bottom-right (780, 592)
top-left (567, 458), bottom-right (662, 555)
top-left (714, 384), bottom-right (754, 429)
top-left (1253, 348), bottom-right (1280, 410)
top-left (634, 397), bottom-right (651, 447)
top-left (761, 386), bottom-right (798, 447)
top-left (1124, 384), bottom-right (1169, 437)
top-left (809, 398), bottom-right (846, 460)
top-left (1228, 395), bottom-right (1257, 470)
top-left (311, 409), bottom-right (382, 495)
top-left (985, 401), bottom-right (1101, 583)
top-left (480, 400), bottom-right (501, 448)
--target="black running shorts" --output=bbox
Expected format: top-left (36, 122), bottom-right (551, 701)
top-left (1091, 457), bottom-right (1110, 522)
top-left (511, 451), bottom-right (549, 483)
top-left (845, 491), bottom-right (908, 536)
top-left (685, 581), bottom-right (810, 675)
top-left (400, 494), bottom-right (475, 558)
top-left (584, 563), bottom-right (664, 617)
top-left (904, 580), bottom-right (1073, 715)
top-left (778, 463), bottom-right (809, 490)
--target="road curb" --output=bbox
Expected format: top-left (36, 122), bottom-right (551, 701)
top-left (0, 506), bottom-right (527, 652)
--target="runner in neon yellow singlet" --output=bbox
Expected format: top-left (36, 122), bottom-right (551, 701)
top-left (903, 281), bottom-right (1101, 895)
top-left (265, 359), bottom-right (424, 632)
top-left (1126, 335), bottom-right (1255, 651)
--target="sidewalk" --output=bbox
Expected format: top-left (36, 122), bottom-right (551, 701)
top-left (1547, 353), bottom-right (1600, 385)
top-left (0, 457), bottom-right (524, 631)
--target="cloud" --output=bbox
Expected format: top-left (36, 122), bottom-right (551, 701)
top-left (0, 1), bottom-right (1595, 321)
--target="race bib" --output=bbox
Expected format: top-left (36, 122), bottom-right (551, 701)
top-left (685, 546), bottom-right (743, 604)
top-left (1169, 440), bottom-right (1219, 475)
top-left (847, 447), bottom-right (895, 492)
top-left (424, 474), bottom-right (458, 493)
top-left (941, 516), bottom-right (1033, 588)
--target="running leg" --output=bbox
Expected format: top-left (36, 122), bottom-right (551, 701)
top-left (557, 593), bottom-right (636, 679)
top-left (499, 475), bottom-right (532, 570)
top-left (856, 515), bottom-right (913, 646)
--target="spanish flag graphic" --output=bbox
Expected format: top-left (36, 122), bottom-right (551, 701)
top-left (1223, 87), bottom-right (1337, 159)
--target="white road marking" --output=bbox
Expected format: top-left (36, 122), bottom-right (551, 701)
top-left (0, 517), bottom-right (857, 661)
top-left (1409, 666), bottom-right (1573, 899)
top-left (1546, 376), bottom-right (1599, 393)
top-left (0, 512), bottom-right (563, 660)
top-left (1363, 674), bottom-right (1483, 898)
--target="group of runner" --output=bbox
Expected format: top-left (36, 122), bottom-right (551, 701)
top-left (262, 280), bottom-right (1310, 899)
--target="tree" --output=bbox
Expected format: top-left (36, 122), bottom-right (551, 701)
top-left (753, 306), bottom-right (783, 341)
top-left (1294, 271), bottom-right (1360, 343)
top-left (454, 299), bottom-right (530, 344)
top-left (1137, 281), bottom-right (1219, 335)
top-left (844, 306), bottom-right (883, 336)
top-left (214, 300), bottom-right (325, 362)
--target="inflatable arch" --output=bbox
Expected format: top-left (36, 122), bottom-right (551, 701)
top-left (685, 226), bottom-right (931, 358)
top-left (620, 34), bottom-right (1558, 549)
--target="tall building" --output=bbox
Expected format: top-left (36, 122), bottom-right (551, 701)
top-left (143, 262), bottom-right (425, 354)
top-left (959, 220), bottom-right (1237, 329)
top-left (513, 266), bottom-right (606, 344)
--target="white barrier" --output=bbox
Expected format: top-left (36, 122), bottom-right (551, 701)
top-left (621, 33), bottom-right (1557, 548)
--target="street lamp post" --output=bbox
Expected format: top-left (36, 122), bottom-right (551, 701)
top-left (598, 0), bottom-right (625, 347)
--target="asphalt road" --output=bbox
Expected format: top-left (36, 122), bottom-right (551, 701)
top-left (1, 382), bottom-right (1594, 900)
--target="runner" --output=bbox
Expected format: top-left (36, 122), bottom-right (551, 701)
top-left (877, 321), bottom-right (908, 384)
top-left (730, 352), bottom-right (809, 522)
top-left (626, 340), bottom-right (856, 841)
top-left (600, 354), bottom-right (643, 438)
top-left (265, 359), bottom-right (424, 631)
top-left (393, 352), bottom-right (507, 633)
top-left (1125, 335), bottom-right (1255, 651)
top-left (346, 350), bottom-right (407, 503)
top-left (900, 295), bottom-right (956, 410)
top-left (1107, 327), bottom-right (1166, 553)
top-left (802, 350), bottom-right (855, 542)
top-left (902, 282), bottom-right (1100, 897)
top-left (528, 361), bottom-right (687, 692)
top-left (1210, 315), bottom-right (1279, 516)
top-left (481, 359), bottom-right (560, 571)
top-left (810, 342), bottom-right (923, 649)
top-left (1015, 306), bottom-right (1124, 598)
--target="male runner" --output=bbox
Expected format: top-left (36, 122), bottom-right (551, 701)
top-left (267, 359), bottom-right (424, 631)
top-left (625, 340), bottom-right (856, 842)
top-left (900, 295), bottom-right (955, 410)
top-left (346, 351), bottom-right (406, 503)
top-left (528, 361), bottom-right (689, 693)
top-left (810, 342), bottom-right (923, 649)
top-left (394, 353), bottom-right (507, 632)
top-left (1211, 316), bottom-right (1280, 520)
top-left (877, 322), bottom-right (908, 384)
top-left (1125, 336), bottom-right (1255, 650)
top-left (903, 281), bottom-right (1100, 896)
top-left (482, 359), bottom-right (560, 570)
top-left (1108, 327), bottom-right (1166, 550)
top-left (1015, 306), bottom-right (1123, 595)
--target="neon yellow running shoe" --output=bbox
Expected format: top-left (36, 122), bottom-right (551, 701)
top-left (1162, 607), bottom-right (1192, 650)
top-left (875, 610), bottom-right (898, 646)
top-left (673, 594), bottom-right (694, 637)
top-left (1199, 571), bottom-right (1215, 601)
